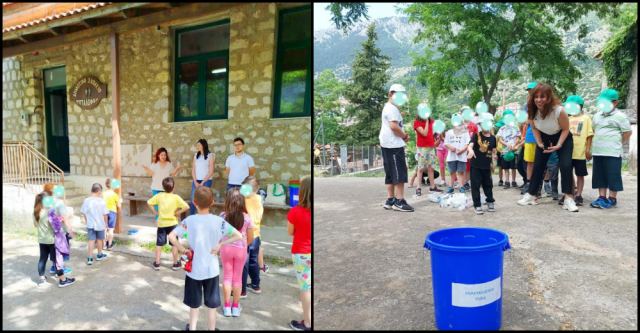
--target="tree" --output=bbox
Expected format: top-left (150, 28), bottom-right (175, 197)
top-left (314, 70), bottom-right (346, 143)
top-left (343, 23), bottom-right (390, 145)
top-left (327, 3), bottom-right (369, 33)
top-left (405, 3), bottom-right (619, 111)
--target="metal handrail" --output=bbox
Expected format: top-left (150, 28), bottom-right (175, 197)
top-left (2, 140), bottom-right (65, 192)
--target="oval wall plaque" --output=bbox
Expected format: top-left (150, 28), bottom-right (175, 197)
top-left (70, 76), bottom-right (107, 110)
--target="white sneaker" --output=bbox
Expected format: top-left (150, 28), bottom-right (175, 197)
top-left (231, 305), bottom-right (242, 317)
top-left (223, 306), bottom-right (232, 317)
top-left (564, 198), bottom-right (579, 212)
top-left (517, 193), bottom-right (539, 206)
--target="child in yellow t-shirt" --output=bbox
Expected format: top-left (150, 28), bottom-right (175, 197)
top-left (147, 177), bottom-right (189, 271)
top-left (566, 95), bottom-right (593, 206)
top-left (243, 176), bottom-right (267, 278)
top-left (103, 178), bottom-right (122, 250)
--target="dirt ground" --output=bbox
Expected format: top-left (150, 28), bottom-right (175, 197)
top-left (2, 232), bottom-right (302, 330)
top-left (314, 170), bottom-right (637, 330)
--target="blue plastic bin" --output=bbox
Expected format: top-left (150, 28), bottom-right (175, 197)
top-left (424, 227), bottom-right (510, 330)
top-left (289, 180), bottom-right (300, 207)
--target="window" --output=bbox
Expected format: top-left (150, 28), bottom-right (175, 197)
top-left (273, 6), bottom-right (311, 118)
top-left (174, 20), bottom-right (229, 121)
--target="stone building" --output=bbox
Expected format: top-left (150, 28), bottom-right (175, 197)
top-left (3, 3), bottom-right (311, 224)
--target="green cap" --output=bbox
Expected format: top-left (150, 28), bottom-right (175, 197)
top-left (566, 95), bottom-right (584, 106)
top-left (526, 81), bottom-right (538, 90)
top-left (503, 109), bottom-right (515, 117)
top-left (599, 88), bottom-right (619, 101)
top-left (495, 120), bottom-right (504, 128)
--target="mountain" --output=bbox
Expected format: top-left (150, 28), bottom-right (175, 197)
top-left (314, 16), bottom-right (425, 80)
top-left (315, 13), bottom-right (613, 114)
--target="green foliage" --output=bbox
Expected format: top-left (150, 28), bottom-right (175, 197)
top-left (404, 3), bottom-right (618, 110)
top-left (343, 23), bottom-right (391, 145)
top-left (602, 19), bottom-right (637, 108)
top-left (314, 70), bottom-right (347, 143)
top-left (327, 3), bottom-right (370, 33)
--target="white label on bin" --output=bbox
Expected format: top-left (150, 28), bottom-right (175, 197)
top-left (294, 195), bottom-right (299, 201)
top-left (451, 277), bottom-right (501, 307)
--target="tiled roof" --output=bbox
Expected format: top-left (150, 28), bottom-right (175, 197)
top-left (2, 3), bottom-right (110, 33)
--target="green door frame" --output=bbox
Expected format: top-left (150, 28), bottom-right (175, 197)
top-left (44, 84), bottom-right (70, 173)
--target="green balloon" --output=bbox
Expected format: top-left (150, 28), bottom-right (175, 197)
top-left (480, 120), bottom-right (493, 132)
top-left (417, 103), bottom-right (431, 119)
top-left (516, 110), bottom-right (528, 123)
top-left (111, 179), bottom-right (121, 189)
top-left (451, 114), bottom-right (463, 127)
top-left (240, 184), bottom-right (253, 197)
top-left (596, 98), bottom-right (613, 113)
top-left (475, 102), bottom-right (489, 114)
top-left (53, 185), bottom-right (65, 198)
top-left (502, 114), bottom-right (515, 126)
top-left (503, 150), bottom-right (515, 162)
top-left (564, 102), bottom-right (581, 116)
top-left (433, 120), bottom-right (446, 134)
top-left (183, 232), bottom-right (188, 240)
top-left (43, 196), bottom-right (54, 209)
top-left (462, 108), bottom-right (474, 121)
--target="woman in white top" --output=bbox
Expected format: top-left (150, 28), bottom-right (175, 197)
top-left (190, 139), bottom-right (215, 215)
top-left (517, 83), bottom-right (577, 211)
top-left (143, 147), bottom-right (181, 220)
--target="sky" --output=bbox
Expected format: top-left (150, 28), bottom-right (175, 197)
top-left (313, 3), bottom-right (408, 31)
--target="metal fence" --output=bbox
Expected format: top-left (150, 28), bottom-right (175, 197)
top-left (314, 144), bottom-right (385, 176)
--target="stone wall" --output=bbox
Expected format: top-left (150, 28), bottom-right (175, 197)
top-left (2, 3), bottom-right (311, 201)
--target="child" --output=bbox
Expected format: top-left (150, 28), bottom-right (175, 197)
top-left (590, 88), bottom-right (632, 209)
top-left (219, 189), bottom-right (254, 317)
top-left (168, 186), bottom-right (242, 331)
top-left (243, 176), bottom-right (268, 274)
top-left (520, 121), bottom-right (537, 195)
top-left (467, 121), bottom-right (497, 214)
top-left (103, 178), bottom-right (121, 250)
top-left (241, 180), bottom-right (264, 297)
top-left (496, 115), bottom-right (521, 188)
top-left (463, 111), bottom-right (479, 190)
top-left (288, 175), bottom-right (311, 331)
top-left (435, 132), bottom-right (447, 186)
top-left (42, 183), bottom-right (72, 275)
top-left (80, 183), bottom-right (109, 265)
top-left (566, 95), bottom-right (593, 206)
top-left (413, 114), bottom-right (441, 196)
top-left (34, 192), bottom-right (76, 287)
top-left (147, 177), bottom-right (190, 270)
top-left (49, 202), bottom-right (76, 281)
top-left (544, 152), bottom-right (560, 201)
top-left (444, 121), bottom-right (470, 194)
top-left (495, 120), bottom-right (505, 186)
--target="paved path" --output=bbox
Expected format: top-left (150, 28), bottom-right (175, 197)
top-left (2, 232), bottom-right (302, 330)
top-left (314, 170), bottom-right (637, 330)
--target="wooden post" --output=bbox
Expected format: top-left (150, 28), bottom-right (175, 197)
top-left (110, 31), bottom-right (123, 234)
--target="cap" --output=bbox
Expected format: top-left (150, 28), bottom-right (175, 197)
top-left (526, 81), bottom-right (538, 90)
top-left (389, 84), bottom-right (406, 93)
top-left (503, 109), bottom-right (515, 117)
top-left (565, 95), bottom-right (584, 106)
top-left (599, 88), bottom-right (619, 101)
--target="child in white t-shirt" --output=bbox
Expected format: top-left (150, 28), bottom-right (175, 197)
top-left (444, 125), bottom-right (470, 194)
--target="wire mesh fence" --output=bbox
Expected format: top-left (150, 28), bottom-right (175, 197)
top-left (314, 144), bottom-right (385, 176)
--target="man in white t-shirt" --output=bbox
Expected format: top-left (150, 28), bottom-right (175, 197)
top-left (380, 83), bottom-right (414, 212)
top-left (225, 137), bottom-right (256, 191)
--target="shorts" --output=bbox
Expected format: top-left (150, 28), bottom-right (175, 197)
top-left (524, 143), bottom-right (536, 163)
top-left (156, 225), bottom-right (177, 246)
top-left (572, 159), bottom-right (588, 177)
top-left (496, 152), bottom-right (503, 168)
top-left (292, 254), bottom-right (311, 292)
top-left (501, 157), bottom-right (517, 170)
top-left (107, 211), bottom-right (117, 229)
top-left (592, 156), bottom-right (623, 192)
top-left (382, 147), bottom-right (408, 185)
top-left (416, 147), bottom-right (439, 169)
top-left (87, 228), bottom-right (105, 241)
top-left (447, 160), bottom-right (466, 174)
top-left (183, 275), bottom-right (221, 309)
